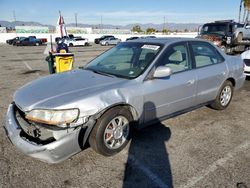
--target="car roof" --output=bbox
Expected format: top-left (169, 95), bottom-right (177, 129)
top-left (126, 37), bottom-right (206, 45)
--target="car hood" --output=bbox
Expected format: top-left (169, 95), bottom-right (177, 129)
top-left (14, 69), bottom-right (126, 112)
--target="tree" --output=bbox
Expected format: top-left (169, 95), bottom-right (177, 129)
top-left (240, 0), bottom-right (250, 23)
top-left (162, 28), bottom-right (168, 34)
top-left (132, 25), bottom-right (142, 33)
top-left (146, 27), bottom-right (156, 34)
top-left (243, 0), bottom-right (250, 10)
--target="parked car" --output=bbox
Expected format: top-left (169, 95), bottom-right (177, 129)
top-left (94, 35), bottom-right (114, 44)
top-left (4, 38), bottom-right (245, 163)
top-left (64, 38), bottom-right (89, 47)
top-left (6, 37), bottom-right (24, 45)
top-left (6, 37), bottom-right (25, 45)
top-left (100, 37), bottom-right (121, 46)
top-left (126, 36), bottom-right (140, 41)
top-left (15, 37), bottom-right (42, 46)
top-left (241, 50), bottom-right (250, 77)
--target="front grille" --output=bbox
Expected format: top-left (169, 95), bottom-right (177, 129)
top-left (244, 59), bottom-right (250, 66)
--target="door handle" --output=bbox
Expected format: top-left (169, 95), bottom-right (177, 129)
top-left (187, 80), bottom-right (195, 85)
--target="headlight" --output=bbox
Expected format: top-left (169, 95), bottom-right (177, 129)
top-left (26, 109), bottom-right (79, 126)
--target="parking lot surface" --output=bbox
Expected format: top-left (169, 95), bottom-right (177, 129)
top-left (0, 44), bottom-right (250, 188)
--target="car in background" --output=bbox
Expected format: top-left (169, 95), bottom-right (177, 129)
top-left (64, 38), bottom-right (89, 47)
top-left (4, 38), bottom-right (245, 163)
top-left (6, 37), bottom-right (25, 45)
top-left (141, 36), bottom-right (157, 39)
top-left (126, 36), bottom-right (140, 41)
top-left (100, 37), bottom-right (121, 46)
top-left (15, 37), bottom-right (42, 46)
top-left (94, 35), bottom-right (114, 44)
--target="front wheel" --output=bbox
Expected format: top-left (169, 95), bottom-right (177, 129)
top-left (89, 107), bottom-right (133, 156)
top-left (209, 81), bottom-right (234, 110)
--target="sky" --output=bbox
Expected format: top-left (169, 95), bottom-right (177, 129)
top-left (0, 0), bottom-right (241, 26)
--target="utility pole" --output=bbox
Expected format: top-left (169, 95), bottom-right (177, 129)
top-left (163, 16), bottom-right (166, 33)
top-left (75, 13), bottom-right (78, 27)
top-left (13, 10), bottom-right (16, 22)
top-left (101, 15), bottom-right (103, 30)
top-left (239, 0), bottom-right (243, 23)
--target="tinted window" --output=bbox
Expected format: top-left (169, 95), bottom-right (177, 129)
top-left (191, 42), bottom-right (224, 68)
top-left (157, 43), bottom-right (191, 73)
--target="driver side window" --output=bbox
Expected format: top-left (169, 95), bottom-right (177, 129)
top-left (157, 43), bottom-right (190, 73)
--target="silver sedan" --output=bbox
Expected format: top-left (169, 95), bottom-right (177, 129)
top-left (100, 37), bottom-right (121, 46)
top-left (4, 38), bottom-right (245, 163)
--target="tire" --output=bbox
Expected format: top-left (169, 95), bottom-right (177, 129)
top-left (89, 107), bottom-right (133, 156)
top-left (209, 80), bottom-right (234, 110)
top-left (35, 42), bottom-right (39, 46)
top-left (105, 42), bottom-right (109, 46)
top-left (69, 43), bottom-right (73, 47)
top-left (236, 33), bottom-right (243, 43)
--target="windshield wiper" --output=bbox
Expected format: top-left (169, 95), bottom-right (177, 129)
top-left (90, 69), bottom-right (116, 78)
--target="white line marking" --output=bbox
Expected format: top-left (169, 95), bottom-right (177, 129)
top-left (127, 154), bottom-right (170, 188)
top-left (178, 141), bottom-right (250, 188)
top-left (8, 46), bottom-right (41, 77)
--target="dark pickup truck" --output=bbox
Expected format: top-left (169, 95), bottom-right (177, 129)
top-left (15, 37), bottom-right (43, 46)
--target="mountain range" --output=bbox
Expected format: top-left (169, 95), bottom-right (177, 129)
top-left (0, 20), bottom-right (201, 31)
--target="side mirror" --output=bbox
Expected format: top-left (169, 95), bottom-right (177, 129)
top-left (153, 66), bottom-right (172, 78)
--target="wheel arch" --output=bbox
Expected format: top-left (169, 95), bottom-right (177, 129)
top-left (95, 103), bottom-right (139, 122)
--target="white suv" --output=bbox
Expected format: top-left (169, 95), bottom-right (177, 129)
top-left (64, 38), bottom-right (89, 47)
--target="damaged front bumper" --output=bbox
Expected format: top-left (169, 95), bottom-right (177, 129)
top-left (4, 104), bottom-right (83, 163)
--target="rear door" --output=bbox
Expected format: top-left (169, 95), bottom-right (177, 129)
top-left (189, 41), bottom-right (227, 105)
top-left (143, 42), bottom-right (197, 123)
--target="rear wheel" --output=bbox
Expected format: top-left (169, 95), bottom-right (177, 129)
top-left (89, 107), bottom-right (133, 156)
top-left (69, 43), bottom-right (73, 47)
top-left (209, 80), bottom-right (234, 110)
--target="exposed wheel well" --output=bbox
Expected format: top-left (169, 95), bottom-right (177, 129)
top-left (227, 78), bottom-right (235, 87)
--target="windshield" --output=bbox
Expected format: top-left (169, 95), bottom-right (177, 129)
top-left (85, 42), bottom-right (162, 79)
top-left (200, 24), bottom-right (228, 35)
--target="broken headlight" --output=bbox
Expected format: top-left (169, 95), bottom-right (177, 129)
top-left (25, 109), bottom-right (79, 126)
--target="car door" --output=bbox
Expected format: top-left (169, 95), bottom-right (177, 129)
top-left (142, 42), bottom-right (197, 123)
top-left (189, 41), bottom-right (227, 105)
top-left (22, 38), bottom-right (29, 46)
